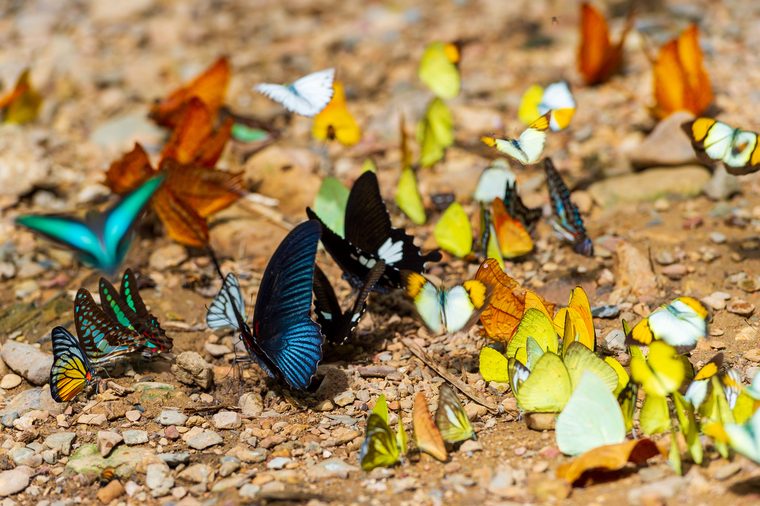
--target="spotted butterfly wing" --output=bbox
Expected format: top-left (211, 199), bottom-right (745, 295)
top-left (74, 288), bottom-right (145, 368)
top-left (504, 181), bottom-right (542, 235)
top-left (255, 69), bottom-right (335, 117)
top-left (544, 158), bottom-right (593, 256)
top-left (49, 326), bottom-right (98, 402)
top-left (16, 175), bottom-right (164, 275)
top-left (312, 261), bottom-right (385, 344)
top-left (243, 220), bottom-right (324, 390)
top-left (307, 171), bottom-right (442, 292)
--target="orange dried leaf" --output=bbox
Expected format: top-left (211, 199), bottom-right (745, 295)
top-left (161, 97), bottom-right (214, 165)
top-left (151, 189), bottom-right (209, 248)
top-left (150, 56), bottom-right (230, 129)
top-left (578, 3), bottom-right (634, 85)
top-left (556, 439), bottom-right (664, 485)
top-left (652, 25), bottom-right (713, 119)
top-left (104, 144), bottom-right (156, 195)
top-left (195, 116), bottom-right (233, 167)
top-left (162, 160), bottom-right (245, 218)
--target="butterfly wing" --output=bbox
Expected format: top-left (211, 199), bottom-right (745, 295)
top-left (338, 260), bottom-right (385, 343)
top-left (434, 202), bottom-right (473, 258)
top-left (443, 280), bottom-right (492, 335)
top-left (252, 220), bottom-right (323, 390)
top-left (207, 273), bottom-right (247, 332)
top-left (404, 272), bottom-right (443, 334)
top-left (118, 268), bottom-right (172, 355)
top-left (503, 181), bottom-right (541, 234)
top-left (312, 265), bottom-right (341, 342)
top-left (312, 81), bottom-right (360, 146)
top-left (99, 277), bottom-right (139, 330)
top-left (492, 197), bottom-right (533, 259)
top-left (413, 392), bottom-right (448, 461)
top-left (479, 346), bottom-right (510, 383)
top-left (15, 215), bottom-right (102, 269)
top-left (255, 84), bottom-right (315, 116)
top-left (514, 352), bottom-right (572, 412)
top-left (544, 158), bottom-right (592, 255)
top-left (578, 3), bottom-right (612, 85)
top-left (435, 384), bottom-right (476, 444)
top-left (291, 68), bottom-right (336, 116)
top-left (418, 42), bottom-right (460, 100)
top-left (49, 326), bottom-right (96, 402)
top-left (396, 168), bottom-right (427, 225)
top-left (359, 413), bottom-right (401, 471)
top-left (563, 341), bottom-right (619, 393)
top-left (313, 176), bottom-right (350, 237)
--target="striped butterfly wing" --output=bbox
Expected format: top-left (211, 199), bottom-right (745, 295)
top-left (74, 288), bottom-right (144, 367)
top-left (118, 269), bottom-right (173, 354)
top-left (359, 413), bottom-right (401, 472)
top-left (252, 220), bottom-right (325, 390)
top-left (435, 384), bottom-right (476, 444)
top-left (544, 158), bottom-right (593, 256)
top-left (504, 181), bottom-right (542, 235)
top-left (206, 272), bottom-right (247, 332)
top-left (50, 326), bottom-right (96, 402)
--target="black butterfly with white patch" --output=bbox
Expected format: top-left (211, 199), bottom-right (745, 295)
top-left (312, 261), bottom-right (385, 344)
top-left (306, 171), bottom-right (441, 293)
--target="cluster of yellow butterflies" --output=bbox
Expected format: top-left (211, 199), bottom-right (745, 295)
top-left (359, 385), bottom-right (477, 471)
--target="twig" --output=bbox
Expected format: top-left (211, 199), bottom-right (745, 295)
top-left (238, 197), bottom-right (293, 231)
top-left (402, 338), bottom-right (498, 414)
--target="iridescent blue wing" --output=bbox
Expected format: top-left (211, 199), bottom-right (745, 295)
top-left (252, 220), bottom-right (324, 389)
top-left (118, 269), bottom-right (173, 353)
top-left (15, 215), bottom-right (103, 269)
top-left (74, 288), bottom-right (144, 367)
top-left (49, 326), bottom-right (97, 402)
top-left (544, 158), bottom-right (593, 256)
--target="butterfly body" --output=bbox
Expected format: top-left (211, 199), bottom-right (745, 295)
top-left (206, 221), bottom-right (324, 390)
top-left (16, 175), bottom-right (164, 275)
top-left (544, 158), bottom-right (593, 256)
top-left (49, 326), bottom-right (98, 402)
top-left (481, 113), bottom-right (551, 165)
top-left (307, 171), bottom-right (441, 293)
top-left (255, 69), bottom-right (335, 117)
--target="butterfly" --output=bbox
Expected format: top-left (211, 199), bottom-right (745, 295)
top-left (518, 82), bottom-right (576, 131)
top-left (555, 371), bottom-right (626, 456)
top-left (434, 202), bottom-right (473, 259)
top-left (16, 175), bottom-right (164, 276)
top-left (478, 204), bottom-right (505, 269)
top-left (49, 326), bottom-right (98, 402)
top-left (625, 296), bottom-right (708, 354)
top-left (723, 406), bottom-right (760, 464)
top-left (681, 118), bottom-right (760, 176)
top-left (503, 180), bottom-right (542, 235)
top-left (312, 81), bottom-right (360, 146)
top-left (630, 341), bottom-right (686, 398)
top-left (418, 41), bottom-right (460, 100)
top-left (652, 25), bottom-right (712, 120)
top-left (99, 269), bottom-right (173, 358)
top-left (0, 68), bottom-right (42, 124)
top-left (360, 394), bottom-right (407, 471)
top-left (683, 353), bottom-right (723, 410)
top-left (481, 112), bottom-right (551, 165)
top-left (473, 159), bottom-right (515, 204)
top-left (396, 115), bottom-right (427, 225)
top-left (435, 385), bottom-right (476, 444)
top-left (404, 271), bottom-right (492, 335)
top-left (417, 98), bottom-right (454, 167)
top-left (312, 261), bottom-right (385, 344)
top-left (255, 69), bottom-right (335, 117)
top-left (553, 286), bottom-right (596, 354)
top-left (492, 197), bottom-right (533, 259)
top-left (544, 158), bottom-right (593, 256)
top-left (412, 392), bottom-right (447, 461)
top-left (149, 56), bottom-right (230, 129)
top-left (306, 171), bottom-right (442, 293)
top-left (313, 176), bottom-right (350, 238)
top-left (74, 288), bottom-right (147, 368)
top-left (106, 98), bottom-right (244, 247)
top-left (206, 220), bottom-right (324, 390)
top-left (578, 2), bottom-right (634, 85)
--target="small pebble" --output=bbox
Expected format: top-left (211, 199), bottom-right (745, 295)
top-left (0, 375), bottom-right (21, 390)
top-left (710, 232), bottom-right (727, 244)
top-left (728, 300), bottom-right (755, 317)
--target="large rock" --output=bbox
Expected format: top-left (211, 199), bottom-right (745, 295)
top-left (0, 386), bottom-right (59, 417)
top-left (588, 166), bottom-right (710, 208)
top-left (628, 111), bottom-right (699, 168)
top-left (0, 342), bottom-right (53, 385)
top-left (171, 352), bottom-right (213, 390)
top-left (702, 164), bottom-right (742, 201)
top-left (66, 444), bottom-right (150, 478)
top-left (0, 470), bottom-right (29, 496)
top-left (305, 458), bottom-right (360, 479)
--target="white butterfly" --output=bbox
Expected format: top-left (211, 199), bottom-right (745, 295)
top-left (254, 69), bottom-right (335, 117)
top-left (481, 112), bottom-right (552, 165)
top-left (206, 273), bottom-right (246, 331)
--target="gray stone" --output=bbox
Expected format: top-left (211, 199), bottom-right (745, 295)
top-left (590, 305), bottom-right (619, 319)
top-left (588, 167), bottom-right (710, 208)
top-left (157, 411), bottom-right (188, 427)
top-left (266, 457), bottom-right (291, 469)
top-left (654, 251), bottom-right (675, 266)
top-left (178, 464), bottom-right (213, 483)
top-left (600, 330), bottom-right (627, 355)
top-left (203, 343), bottom-right (231, 357)
top-left (0, 343), bottom-right (53, 386)
top-left (10, 448), bottom-right (33, 466)
top-left (159, 452), bottom-right (190, 467)
top-left (638, 467), bottom-right (666, 483)
top-left (239, 392), bottom-right (263, 417)
top-left (333, 391), bottom-right (356, 407)
top-left (713, 462), bottom-right (741, 480)
top-left (90, 114), bottom-right (164, 151)
top-left (186, 431), bottom-right (223, 450)
top-left (210, 475), bottom-right (249, 492)
top-left (171, 352), bottom-right (213, 390)
top-left (1, 414), bottom-right (18, 429)
top-left (97, 431), bottom-right (123, 457)
top-left (145, 463), bottom-right (173, 497)
top-left (0, 470), bottom-right (29, 496)
top-left (627, 477), bottom-right (684, 506)
top-left (219, 457), bottom-right (240, 478)
top-left (710, 232), bottom-right (727, 244)
top-left (239, 484), bottom-right (261, 498)
top-left (703, 165), bottom-right (742, 201)
top-left (629, 111), bottom-right (699, 168)
top-left (488, 470), bottom-right (515, 497)
top-left (43, 433), bottom-right (76, 456)
top-left (122, 430), bottom-right (148, 446)
top-left (305, 458), bottom-right (359, 479)
top-left (212, 411), bottom-right (241, 430)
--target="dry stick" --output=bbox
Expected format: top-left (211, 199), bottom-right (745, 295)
top-left (238, 198), bottom-right (294, 231)
top-left (402, 338), bottom-right (498, 414)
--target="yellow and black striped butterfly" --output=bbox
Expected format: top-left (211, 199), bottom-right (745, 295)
top-left (435, 385), bottom-right (476, 444)
top-left (49, 326), bottom-right (98, 402)
top-left (682, 118), bottom-right (760, 176)
top-left (100, 467), bottom-right (115, 487)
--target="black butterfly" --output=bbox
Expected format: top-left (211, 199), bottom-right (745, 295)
top-left (99, 269), bottom-right (173, 359)
top-left (312, 261), bottom-right (385, 344)
top-left (544, 158), bottom-right (593, 256)
top-left (206, 220), bottom-right (324, 390)
top-left (306, 171), bottom-right (441, 293)
top-left (504, 181), bottom-right (542, 235)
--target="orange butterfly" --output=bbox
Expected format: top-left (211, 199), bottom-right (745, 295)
top-left (578, 3), bottom-right (634, 85)
top-left (475, 258), bottom-right (555, 342)
top-left (106, 98), bottom-right (243, 247)
top-left (492, 197), bottom-right (533, 259)
top-left (412, 393), bottom-right (447, 461)
top-left (651, 25), bottom-right (712, 119)
top-left (0, 68), bottom-right (42, 124)
top-left (149, 57), bottom-right (230, 129)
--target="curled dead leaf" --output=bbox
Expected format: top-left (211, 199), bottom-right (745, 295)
top-left (556, 438), bottom-right (664, 485)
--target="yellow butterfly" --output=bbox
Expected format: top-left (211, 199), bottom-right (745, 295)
top-left (417, 98), bottom-right (454, 167)
top-left (395, 115), bottom-right (426, 225)
top-left (359, 394), bottom-right (407, 471)
top-left (418, 42), bottom-right (460, 99)
top-left (479, 204), bottom-right (505, 269)
top-left (481, 113), bottom-right (551, 165)
top-left (518, 82), bottom-right (575, 131)
top-left (435, 384), bottom-right (476, 444)
top-left (312, 81), bottom-right (360, 146)
top-left (434, 202), bottom-right (473, 258)
top-left (553, 286), bottom-right (596, 353)
top-left (626, 297), bottom-right (708, 353)
top-left (0, 68), bottom-right (42, 124)
top-left (630, 341), bottom-right (685, 398)
top-left (682, 117), bottom-right (760, 176)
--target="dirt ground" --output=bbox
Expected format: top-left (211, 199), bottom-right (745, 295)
top-left (2, 0), bottom-right (760, 505)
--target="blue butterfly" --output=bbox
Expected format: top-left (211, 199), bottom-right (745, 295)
top-left (16, 174), bottom-right (164, 275)
top-left (544, 158), bottom-right (593, 256)
top-left (206, 220), bottom-right (324, 390)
